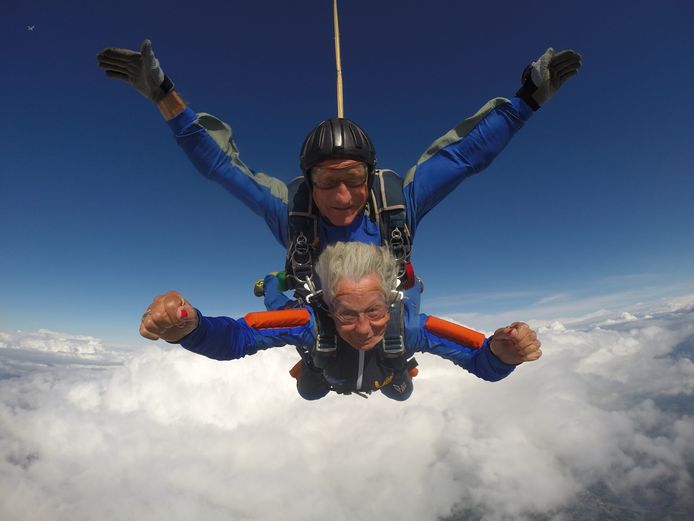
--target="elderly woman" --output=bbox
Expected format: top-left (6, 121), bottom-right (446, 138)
top-left (140, 242), bottom-right (541, 400)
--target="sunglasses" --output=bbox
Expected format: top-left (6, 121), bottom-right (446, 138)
top-left (331, 303), bottom-right (389, 325)
top-left (311, 163), bottom-right (368, 189)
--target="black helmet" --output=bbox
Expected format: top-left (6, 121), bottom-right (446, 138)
top-left (299, 118), bottom-right (376, 180)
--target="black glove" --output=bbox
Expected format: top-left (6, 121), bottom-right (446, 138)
top-left (97, 39), bottom-right (174, 101)
top-left (516, 48), bottom-right (582, 110)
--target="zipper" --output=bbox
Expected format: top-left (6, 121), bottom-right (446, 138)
top-left (356, 349), bottom-right (365, 390)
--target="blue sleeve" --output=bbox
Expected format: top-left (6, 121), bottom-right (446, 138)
top-left (262, 274), bottom-right (294, 311)
top-left (167, 108), bottom-right (290, 247)
top-left (407, 310), bottom-right (516, 382)
top-left (178, 309), bottom-right (315, 361)
top-left (403, 96), bottom-right (534, 232)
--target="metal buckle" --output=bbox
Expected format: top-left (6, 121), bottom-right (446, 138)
top-left (314, 333), bottom-right (337, 355)
top-left (289, 232), bottom-right (313, 283)
top-left (383, 334), bottom-right (405, 357)
top-left (389, 227), bottom-right (410, 279)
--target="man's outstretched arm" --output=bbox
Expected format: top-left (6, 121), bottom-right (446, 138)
top-left (139, 290), bottom-right (316, 361)
top-left (402, 47), bottom-right (582, 231)
top-left (97, 39), bottom-right (290, 246)
top-left (414, 310), bottom-right (542, 381)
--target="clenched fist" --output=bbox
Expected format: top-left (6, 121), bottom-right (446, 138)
top-left (140, 290), bottom-right (198, 342)
top-left (490, 322), bottom-right (542, 365)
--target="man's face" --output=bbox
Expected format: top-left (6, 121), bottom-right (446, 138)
top-left (330, 273), bottom-right (390, 352)
top-left (311, 159), bottom-right (369, 226)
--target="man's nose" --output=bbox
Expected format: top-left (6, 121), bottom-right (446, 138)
top-left (331, 181), bottom-right (351, 201)
top-left (353, 314), bottom-right (372, 334)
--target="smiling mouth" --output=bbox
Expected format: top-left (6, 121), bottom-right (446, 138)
top-left (355, 336), bottom-right (373, 347)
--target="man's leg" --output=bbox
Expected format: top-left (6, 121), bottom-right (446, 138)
top-left (296, 361), bottom-right (331, 401)
top-left (380, 372), bottom-right (413, 401)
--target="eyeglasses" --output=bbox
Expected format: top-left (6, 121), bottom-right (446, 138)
top-left (311, 163), bottom-right (368, 189)
top-left (331, 303), bottom-right (389, 325)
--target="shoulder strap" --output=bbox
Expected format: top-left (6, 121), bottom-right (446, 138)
top-left (370, 169), bottom-right (413, 287)
top-left (307, 297), bottom-right (338, 370)
top-left (378, 298), bottom-right (407, 371)
top-left (285, 177), bottom-right (319, 297)
top-left (382, 298), bottom-right (405, 358)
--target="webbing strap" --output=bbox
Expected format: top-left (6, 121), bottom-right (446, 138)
top-left (310, 300), bottom-right (338, 369)
top-left (371, 170), bottom-right (412, 285)
top-left (382, 299), bottom-right (405, 359)
top-left (285, 177), bottom-right (318, 292)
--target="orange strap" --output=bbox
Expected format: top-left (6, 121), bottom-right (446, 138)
top-left (425, 316), bottom-right (486, 349)
top-left (243, 309), bottom-right (311, 329)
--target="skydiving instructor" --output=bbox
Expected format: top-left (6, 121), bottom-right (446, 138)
top-left (96, 40), bottom-right (582, 308)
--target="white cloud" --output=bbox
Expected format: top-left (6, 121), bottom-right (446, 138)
top-left (1, 295), bottom-right (693, 520)
top-left (0, 329), bottom-right (107, 356)
top-left (441, 287), bottom-right (694, 335)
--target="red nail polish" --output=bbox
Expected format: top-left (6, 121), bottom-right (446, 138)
top-left (180, 309), bottom-right (188, 319)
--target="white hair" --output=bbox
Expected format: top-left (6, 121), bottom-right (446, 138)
top-left (314, 242), bottom-right (398, 307)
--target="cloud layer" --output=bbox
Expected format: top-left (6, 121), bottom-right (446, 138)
top-left (1, 298), bottom-right (693, 521)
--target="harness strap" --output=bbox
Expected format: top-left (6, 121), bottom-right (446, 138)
top-left (381, 298), bottom-right (405, 361)
top-left (370, 170), bottom-right (413, 288)
top-left (310, 301), bottom-right (338, 369)
top-left (285, 177), bottom-right (318, 295)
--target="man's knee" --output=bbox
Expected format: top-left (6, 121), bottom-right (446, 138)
top-left (296, 362), bottom-right (331, 400)
top-left (297, 383), bottom-right (330, 400)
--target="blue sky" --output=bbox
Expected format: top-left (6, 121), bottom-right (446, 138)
top-left (2, 0), bottom-right (693, 345)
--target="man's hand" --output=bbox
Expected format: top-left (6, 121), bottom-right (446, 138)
top-left (97, 39), bottom-right (174, 101)
top-left (490, 322), bottom-right (542, 365)
top-left (139, 290), bottom-right (198, 342)
top-left (516, 47), bottom-right (582, 110)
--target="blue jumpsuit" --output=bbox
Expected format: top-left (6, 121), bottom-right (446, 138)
top-left (167, 97), bottom-right (534, 250)
top-left (178, 299), bottom-right (515, 401)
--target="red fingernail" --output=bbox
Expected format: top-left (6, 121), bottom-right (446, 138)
top-left (180, 309), bottom-right (188, 319)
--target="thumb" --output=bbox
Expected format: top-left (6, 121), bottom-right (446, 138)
top-left (175, 302), bottom-right (198, 329)
top-left (532, 47), bottom-right (554, 84)
top-left (140, 39), bottom-right (152, 56)
top-left (542, 47), bottom-right (555, 63)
